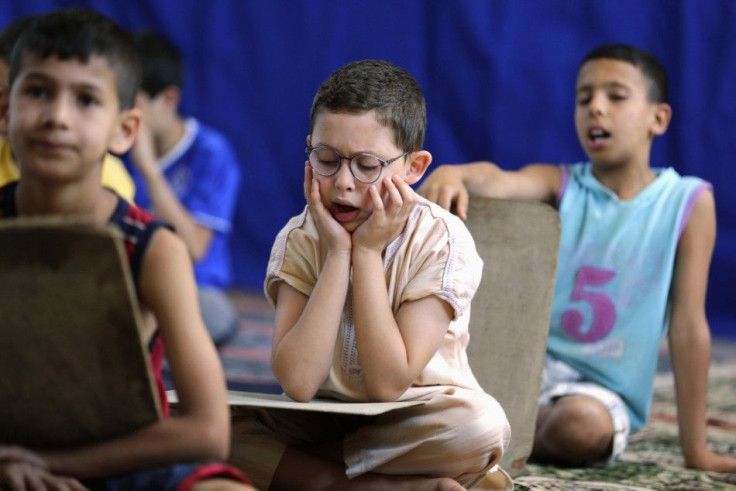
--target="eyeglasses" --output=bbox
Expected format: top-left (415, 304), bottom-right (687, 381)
top-left (306, 146), bottom-right (409, 184)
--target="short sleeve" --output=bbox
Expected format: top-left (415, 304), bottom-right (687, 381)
top-left (264, 209), bottom-right (322, 306)
top-left (393, 205), bottom-right (483, 319)
top-left (183, 131), bottom-right (241, 233)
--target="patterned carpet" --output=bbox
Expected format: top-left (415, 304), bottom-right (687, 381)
top-left (516, 361), bottom-right (736, 490)
top-left (221, 291), bottom-right (736, 489)
top-left (219, 291), bottom-right (281, 394)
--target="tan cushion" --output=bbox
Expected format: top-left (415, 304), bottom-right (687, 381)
top-left (465, 198), bottom-right (560, 477)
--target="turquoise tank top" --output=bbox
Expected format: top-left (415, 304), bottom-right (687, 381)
top-left (548, 163), bottom-right (710, 432)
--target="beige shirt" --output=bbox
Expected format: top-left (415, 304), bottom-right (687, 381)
top-left (265, 197), bottom-right (485, 401)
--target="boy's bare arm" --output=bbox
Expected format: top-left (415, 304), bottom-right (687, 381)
top-left (668, 189), bottom-right (736, 472)
top-left (131, 120), bottom-right (213, 262)
top-left (417, 161), bottom-right (561, 220)
top-left (270, 168), bottom-right (352, 401)
top-left (352, 271), bottom-right (453, 401)
top-left (351, 176), bottom-right (454, 401)
top-left (271, 263), bottom-right (350, 402)
top-left (38, 230), bottom-right (232, 479)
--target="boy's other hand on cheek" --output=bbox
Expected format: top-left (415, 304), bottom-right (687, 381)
top-left (304, 165), bottom-right (351, 254)
top-left (353, 174), bottom-right (415, 254)
top-left (131, 119), bottom-right (159, 177)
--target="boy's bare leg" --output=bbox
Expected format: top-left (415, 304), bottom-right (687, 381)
top-left (271, 446), bottom-right (466, 491)
top-left (532, 394), bottom-right (613, 467)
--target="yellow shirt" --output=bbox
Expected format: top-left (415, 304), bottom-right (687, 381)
top-left (0, 138), bottom-right (136, 202)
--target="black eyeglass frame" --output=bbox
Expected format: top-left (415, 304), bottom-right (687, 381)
top-left (305, 145), bottom-right (410, 184)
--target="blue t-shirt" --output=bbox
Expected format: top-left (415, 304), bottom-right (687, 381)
top-left (126, 118), bottom-right (241, 289)
top-left (548, 163), bottom-right (710, 432)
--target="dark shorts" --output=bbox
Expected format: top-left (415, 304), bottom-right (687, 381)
top-left (84, 461), bottom-right (250, 491)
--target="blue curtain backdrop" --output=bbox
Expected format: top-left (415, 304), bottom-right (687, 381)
top-left (2, 0), bottom-right (734, 336)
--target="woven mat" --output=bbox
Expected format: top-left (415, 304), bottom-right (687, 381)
top-left (220, 292), bottom-right (281, 393)
top-left (221, 292), bottom-right (736, 488)
top-left (516, 361), bottom-right (736, 490)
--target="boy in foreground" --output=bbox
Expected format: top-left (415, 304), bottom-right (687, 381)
top-left (0, 8), bottom-right (254, 489)
top-left (0, 14), bottom-right (136, 202)
top-left (419, 44), bottom-right (736, 472)
top-left (231, 60), bottom-right (511, 490)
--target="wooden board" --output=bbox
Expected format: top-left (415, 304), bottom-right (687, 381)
top-left (0, 218), bottom-right (161, 449)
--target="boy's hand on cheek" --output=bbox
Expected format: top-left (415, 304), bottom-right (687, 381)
top-left (353, 175), bottom-right (415, 253)
top-left (131, 119), bottom-right (159, 177)
top-left (304, 165), bottom-right (351, 254)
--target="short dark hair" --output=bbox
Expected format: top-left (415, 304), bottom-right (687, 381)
top-left (580, 43), bottom-right (668, 104)
top-left (0, 15), bottom-right (35, 62)
top-left (310, 59), bottom-right (426, 152)
top-left (131, 30), bottom-right (183, 98)
top-left (8, 7), bottom-right (141, 110)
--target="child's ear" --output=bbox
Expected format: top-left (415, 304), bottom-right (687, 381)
top-left (650, 102), bottom-right (672, 137)
top-left (108, 107), bottom-right (142, 155)
top-left (306, 135), bottom-right (312, 147)
top-left (403, 150), bottom-right (432, 185)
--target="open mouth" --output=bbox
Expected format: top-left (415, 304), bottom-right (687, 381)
top-left (331, 203), bottom-right (360, 223)
top-left (588, 128), bottom-right (611, 143)
top-left (587, 128), bottom-right (612, 149)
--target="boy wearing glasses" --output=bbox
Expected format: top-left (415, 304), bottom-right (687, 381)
top-left (230, 60), bottom-right (511, 490)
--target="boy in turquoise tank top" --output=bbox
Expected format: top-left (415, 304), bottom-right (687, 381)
top-left (418, 44), bottom-right (736, 473)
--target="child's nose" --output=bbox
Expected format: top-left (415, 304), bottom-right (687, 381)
top-left (589, 93), bottom-right (606, 116)
top-left (43, 95), bottom-right (71, 127)
top-left (334, 161), bottom-right (356, 190)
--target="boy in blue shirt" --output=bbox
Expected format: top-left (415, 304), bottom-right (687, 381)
top-left (0, 8), bottom-right (253, 489)
top-left (419, 43), bottom-right (736, 472)
top-left (126, 30), bottom-right (242, 346)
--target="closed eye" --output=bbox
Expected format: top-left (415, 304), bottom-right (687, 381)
top-left (317, 158), bottom-right (340, 165)
top-left (608, 92), bottom-right (627, 102)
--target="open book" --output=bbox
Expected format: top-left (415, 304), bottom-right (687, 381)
top-left (0, 219), bottom-right (161, 449)
top-left (168, 389), bottom-right (426, 415)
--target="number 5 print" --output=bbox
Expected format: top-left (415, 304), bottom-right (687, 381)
top-left (561, 265), bottom-right (616, 342)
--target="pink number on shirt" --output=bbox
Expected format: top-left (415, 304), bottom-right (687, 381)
top-left (561, 265), bottom-right (617, 342)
